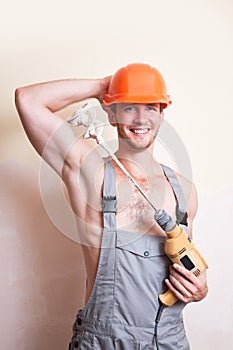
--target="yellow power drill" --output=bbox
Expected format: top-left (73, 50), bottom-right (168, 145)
top-left (154, 209), bottom-right (208, 306)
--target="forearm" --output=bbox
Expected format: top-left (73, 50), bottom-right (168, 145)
top-left (15, 78), bottom-right (106, 113)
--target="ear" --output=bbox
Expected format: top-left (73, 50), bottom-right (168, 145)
top-left (101, 104), bottom-right (117, 127)
top-left (108, 109), bottom-right (117, 127)
top-left (159, 111), bottom-right (164, 126)
top-left (101, 103), bottom-right (109, 113)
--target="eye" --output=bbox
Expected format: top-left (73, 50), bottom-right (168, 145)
top-left (124, 106), bottom-right (137, 112)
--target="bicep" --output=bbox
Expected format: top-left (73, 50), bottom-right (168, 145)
top-left (15, 87), bottom-right (76, 176)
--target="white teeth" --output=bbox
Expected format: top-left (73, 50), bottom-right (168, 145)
top-left (131, 129), bottom-right (148, 134)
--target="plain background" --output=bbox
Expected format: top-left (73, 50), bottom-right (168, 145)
top-left (1, 0), bottom-right (233, 349)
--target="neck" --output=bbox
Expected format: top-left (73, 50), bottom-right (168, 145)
top-left (115, 145), bottom-right (160, 178)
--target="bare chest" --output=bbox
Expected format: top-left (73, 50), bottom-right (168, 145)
top-left (115, 173), bottom-right (176, 235)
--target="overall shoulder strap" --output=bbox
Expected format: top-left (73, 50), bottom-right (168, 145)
top-left (102, 158), bottom-right (117, 230)
top-left (161, 164), bottom-right (188, 227)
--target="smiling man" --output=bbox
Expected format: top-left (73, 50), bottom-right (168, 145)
top-left (109, 102), bottom-right (163, 150)
top-left (15, 63), bottom-right (208, 350)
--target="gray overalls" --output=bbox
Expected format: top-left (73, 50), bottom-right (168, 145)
top-left (69, 160), bottom-right (190, 350)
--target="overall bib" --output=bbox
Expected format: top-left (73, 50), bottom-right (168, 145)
top-left (69, 160), bottom-right (190, 350)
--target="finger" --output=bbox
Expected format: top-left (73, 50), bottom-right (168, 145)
top-left (172, 263), bottom-right (200, 284)
top-left (171, 264), bottom-right (208, 292)
top-left (165, 278), bottom-right (192, 303)
top-left (169, 266), bottom-right (198, 295)
top-left (168, 273), bottom-right (193, 297)
top-left (169, 265), bottom-right (207, 301)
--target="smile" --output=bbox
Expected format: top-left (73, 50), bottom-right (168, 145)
top-left (130, 128), bottom-right (150, 135)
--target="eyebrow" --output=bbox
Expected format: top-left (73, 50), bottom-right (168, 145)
top-left (122, 103), bottom-right (159, 107)
top-left (146, 103), bottom-right (160, 107)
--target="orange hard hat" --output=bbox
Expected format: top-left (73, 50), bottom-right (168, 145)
top-left (103, 63), bottom-right (172, 108)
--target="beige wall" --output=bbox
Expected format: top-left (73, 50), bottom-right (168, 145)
top-left (1, 0), bottom-right (233, 349)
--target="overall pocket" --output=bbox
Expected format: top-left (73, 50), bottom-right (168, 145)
top-left (114, 231), bottom-right (170, 327)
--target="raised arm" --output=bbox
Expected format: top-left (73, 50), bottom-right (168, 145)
top-left (15, 77), bottom-right (110, 176)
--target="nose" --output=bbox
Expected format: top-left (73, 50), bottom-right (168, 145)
top-left (133, 106), bottom-right (148, 124)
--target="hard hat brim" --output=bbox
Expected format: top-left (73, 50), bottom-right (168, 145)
top-left (103, 93), bottom-right (172, 109)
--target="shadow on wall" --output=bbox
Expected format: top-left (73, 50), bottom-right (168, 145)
top-left (0, 160), bottom-right (85, 350)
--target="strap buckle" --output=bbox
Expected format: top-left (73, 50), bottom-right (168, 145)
top-left (102, 197), bottom-right (116, 213)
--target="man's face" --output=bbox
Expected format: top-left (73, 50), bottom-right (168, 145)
top-left (109, 103), bottom-right (164, 152)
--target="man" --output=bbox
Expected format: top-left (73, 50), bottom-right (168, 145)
top-left (15, 63), bottom-right (208, 349)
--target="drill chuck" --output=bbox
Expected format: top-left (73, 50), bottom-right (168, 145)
top-left (154, 209), bottom-right (176, 232)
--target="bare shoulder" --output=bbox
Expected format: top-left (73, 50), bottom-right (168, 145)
top-left (162, 164), bottom-right (198, 217)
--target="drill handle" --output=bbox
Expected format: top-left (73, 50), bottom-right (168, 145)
top-left (159, 289), bottom-right (177, 307)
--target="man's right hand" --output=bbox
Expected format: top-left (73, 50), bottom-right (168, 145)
top-left (98, 76), bottom-right (112, 104)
